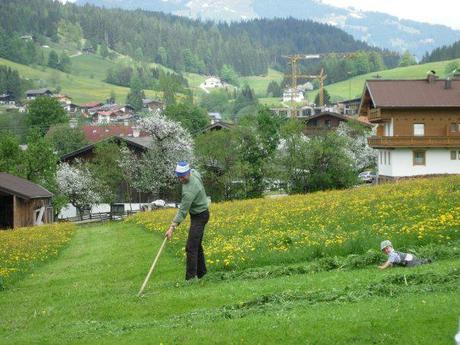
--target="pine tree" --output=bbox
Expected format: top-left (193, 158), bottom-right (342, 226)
top-left (126, 73), bottom-right (145, 111)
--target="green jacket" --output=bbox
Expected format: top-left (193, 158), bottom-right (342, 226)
top-left (173, 169), bottom-right (209, 224)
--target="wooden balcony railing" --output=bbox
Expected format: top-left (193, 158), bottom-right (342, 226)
top-left (368, 108), bottom-right (383, 122)
top-left (368, 136), bottom-right (460, 148)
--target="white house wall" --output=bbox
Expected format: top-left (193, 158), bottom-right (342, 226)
top-left (378, 148), bottom-right (460, 177)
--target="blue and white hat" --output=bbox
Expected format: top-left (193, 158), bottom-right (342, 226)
top-left (175, 161), bottom-right (191, 177)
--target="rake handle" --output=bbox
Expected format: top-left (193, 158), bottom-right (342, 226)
top-left (137, 236), bottom-right (168, 296)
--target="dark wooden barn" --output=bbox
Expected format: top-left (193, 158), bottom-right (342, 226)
top-left (0, 173), bottom-right (53, 229)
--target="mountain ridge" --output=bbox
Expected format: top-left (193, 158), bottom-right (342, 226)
top-left (74, 0), bottom-right (460, 59)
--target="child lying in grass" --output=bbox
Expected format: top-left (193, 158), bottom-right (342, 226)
top-left (379, 240), bottom-right (432, 269)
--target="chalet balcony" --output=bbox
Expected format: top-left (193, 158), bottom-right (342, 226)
top-left (368, 136), bottom-right (460, 148)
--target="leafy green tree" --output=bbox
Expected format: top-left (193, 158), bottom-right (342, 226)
top-left (48, 50), bottom-right (60, 69)
top-left (266, 80), bottom-right (282, 97)
top-left (195, 129), bottom-right (244, 201)
top-left (234, 84), bottom-right (258, 115)
top-left (199, 90), bottom-right (231, 114)
top-left (88, 140), bottom-right (124, 203)
top-left (46, 124), bottom-right (89, 157)
top-left (0, 131), bottom-right (23, 175)
top-left (27, 97), bottom-right (67, 136)
top-left (237, 107), bottom-right (283, 198)
top-left (314, 88), bottom-right (331, 106)
top-left (126, 73), bottom-right (145, 111)
top-left (304, 133), bottom-right (357, 192)
top-left (399, 51), bottom-right (417, 67)
top-left (164, 103), bottom-right (209, 134)
top-left (220, 64), bottom-right (239, 86)
top-left (58, 52), bottom-right (72, 73)
top-left (100, 44), bottom-right (109, 59)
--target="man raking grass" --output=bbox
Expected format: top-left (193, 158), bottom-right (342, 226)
top-left (165, 162), bottom-right (210, 281)
top-left (137, 162), bottom-right (210, 295)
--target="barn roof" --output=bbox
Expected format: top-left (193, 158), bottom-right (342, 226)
top-left (0, 173), bottom-right (53, 200)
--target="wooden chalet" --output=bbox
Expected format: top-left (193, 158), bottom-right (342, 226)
top-left (303, 111), bottom-right (372, 136)
top-left (0, 173), bottom-right (53, 229)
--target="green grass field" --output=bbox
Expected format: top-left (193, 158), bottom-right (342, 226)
top-left (320, 58), bottom-right (460, 102)
top-left (240, 68), bottom-right (284, 97)
top-left (1, 177), bottom-right (459, 344)
top-left (0, 57), bottom-right (160, 104)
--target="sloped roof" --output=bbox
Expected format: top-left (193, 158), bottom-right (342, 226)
top-left (364, 79), bottom-right (460, 108)
top-left (82, 125), bottom-right (148, 142)
top-left (0, 173), bottom-right (53, 200)
top-left (26, 88), bottom-right (52, 95)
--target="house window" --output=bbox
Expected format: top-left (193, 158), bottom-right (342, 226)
top-left (413, 151), bottom-right (426, 166)
top-left (379, 151), bottom-right (383, 164)
top-left (413, 123), bottom-right (425, 136)
top-left (451, 151), bottom-right (457, 160)
top-left (309, 119), bottom-right (318, 126)
top-left (451, 123), bottom-right (457, 132)
top-left (325, 119), bottom-right (331, 128)
top-left (388, 151), bottom-right (391, 165)
top-left (384, 151), bottom-right (387, 165)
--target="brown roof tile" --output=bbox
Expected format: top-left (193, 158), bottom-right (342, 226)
top-left (366, 79), bottom-right (460, 108)
top-left (0, 173), bottom-right (53, 199)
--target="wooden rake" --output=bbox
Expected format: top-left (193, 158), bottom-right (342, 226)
top-left (137, 237), bottom-right (168, 297)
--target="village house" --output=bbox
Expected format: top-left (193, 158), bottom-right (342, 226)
top-left (80, 101), bottom-right (104, 116)
top-left (360, 73), bottom-right (460, 180)
top-left (304, 111), bottom-right (372, 136)
top-left (201, 76), bottom-right (224, 89)
top-left (25, 88), bottom-right (53, 100)
top-left (0, 173), bottom-right (53, 229)
top-left (143, 99), bottom-right (165, 114)
top-left (82, 124), bottom-right (148, 142)
top-left (0, 93), bottom-right (15, 105)
top-left (336, 97), bottom-right (361, 116)
top-left (87, 104), bottom-right (135, 124)
top-left (54, 94), bottom-right (73, 105)
top-left (283, 88), bottom-right (305, 103)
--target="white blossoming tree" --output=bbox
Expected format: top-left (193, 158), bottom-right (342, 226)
top-left (57, 162), bottom-right (102, 220)
top-left (336, 122), bottom-right (376, 171)
top-left (119, 114), bottom-right (194, 198)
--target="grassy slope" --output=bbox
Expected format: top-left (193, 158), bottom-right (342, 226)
top-left (240, 68), bottom-right (284, 96)
top-left (0, 221), bottom-right (458, 345)
top-left (0, 57), bottom-right (159, 104)
top-left (320, 58), bottom-right (460, 102)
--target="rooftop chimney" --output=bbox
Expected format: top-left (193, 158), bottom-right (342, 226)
top-left (445, 78), bottom-right (452, 89)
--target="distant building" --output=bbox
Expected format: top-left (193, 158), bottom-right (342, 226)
top-left (336, 97), bottom-right (361, 116)
top-left (0, 173), bottom-right (53, 229)
top-left (199, 121), bottom-right (233, 134)
top-left (201, 77), bottom-right (224, 89)
top-left (54, 94), bottom-right (73, 105)
top-left (0, 93), bottom-right (15, 105)
top-left (143, 99), bottom-right (165, 114)
top-left (82, 124), bottom-right (148, 143)
top-left (283, 89), bottom-right (305, 103)
top-left (360, 74), bottom-right (460, 180)
top-left (62, 103), bottom-right (79, 114)
top-left (304, 111), bottom-right (371, 136)
top-left (208, 112), bottom-right (222, 124)
top-left (25, 88), bottom-right (53, 100)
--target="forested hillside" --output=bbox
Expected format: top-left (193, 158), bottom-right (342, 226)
top-left (423, 40), bottom-right (460, 63)
top-left (0, 0), bottom-right (398, 78)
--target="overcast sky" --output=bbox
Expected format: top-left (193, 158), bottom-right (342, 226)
top-left (322, 0), bottom-right (460, 30)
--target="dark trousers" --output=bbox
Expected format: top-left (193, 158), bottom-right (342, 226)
top-left (186, 209), bottom-right (209, 280)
